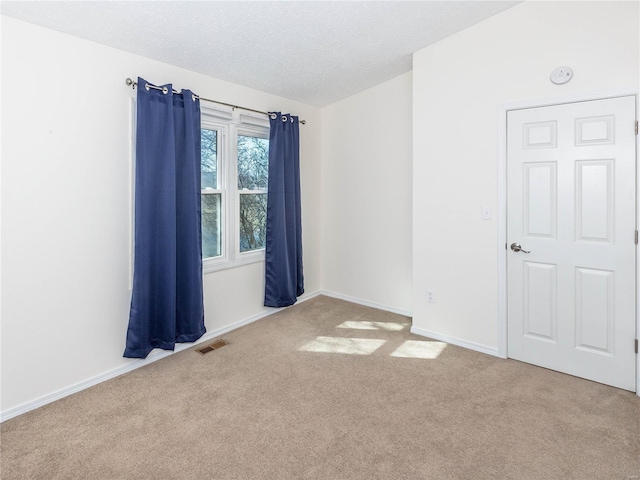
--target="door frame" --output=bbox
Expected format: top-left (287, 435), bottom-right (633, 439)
top-left (497, 87), bottom-right (639, 395)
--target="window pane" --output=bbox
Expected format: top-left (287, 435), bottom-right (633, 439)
top-left (237, 135), bottom-right (268, 190)
top-left (239, 193), bottom-right (267, 252)
top-left (201, 129), bottom-right (217, 189)
top-left (202, 193), bottom-right (221, 258)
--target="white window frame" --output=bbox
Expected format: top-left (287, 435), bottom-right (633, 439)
top-left (200, 120), bottom-right (229, 271)
top-left (201, 107), bottom-right (270, 274)
top-left (235, 126), bottom-right (270, 260)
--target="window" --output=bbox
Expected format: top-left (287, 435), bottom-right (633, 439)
top-left (201, 129), bottom-right (222, 259)
top-left (237, 135), bottom-right (268, 252)
top-left (200, 109), bottom-right (269, 272)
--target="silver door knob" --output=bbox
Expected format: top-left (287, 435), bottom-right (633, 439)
top-left (510, 243), bottom-right (530, 254)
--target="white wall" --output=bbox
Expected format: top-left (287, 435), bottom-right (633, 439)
top-left (1, 16), bottom-right (322, 414)
top-left (321, 73), bottom-right (413, 314)
top-left (412, 1), bottom-right (639, 351)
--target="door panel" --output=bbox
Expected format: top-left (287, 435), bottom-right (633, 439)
top-left (575, 267), bottom-right (614, 354)
top-left (575, 160), bottom-right (613, 242)
top-left (524, 162), bottom-right (557, 237)
top-left (507, 95), bottom-right (636, 391)
top-left (523, 261), bottom-right (557, 342)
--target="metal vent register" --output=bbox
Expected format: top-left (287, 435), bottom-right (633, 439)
top-left (196, 339), bottom-right (228, 355)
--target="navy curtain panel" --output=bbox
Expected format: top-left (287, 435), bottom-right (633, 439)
top-left (264, 112), bottom-right (304, 307)
top-left (124, 78), bottom-right (205, 359)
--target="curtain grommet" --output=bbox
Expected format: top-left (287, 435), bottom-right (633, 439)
top-left (145, 83), bottom-right (150, 91)
top-left (282, 116), bottom-right (287, 122)
top-left (162, 86), bottom-right (169, 95)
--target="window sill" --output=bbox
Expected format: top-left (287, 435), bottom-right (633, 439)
top-left (203, 251), bottom-right (265, 274)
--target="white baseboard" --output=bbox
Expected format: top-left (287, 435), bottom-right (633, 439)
top-left (319, 290), bottom-right (412, 317)
top-left (0, 290), bottom-right (322, 423)
top-left (410, 326), bottom-right (501, 358)
top-left (2, 291), bottom-right (506, 421)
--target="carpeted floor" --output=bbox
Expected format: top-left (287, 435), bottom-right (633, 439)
top-left (1, 296), bottom-right (639, 479)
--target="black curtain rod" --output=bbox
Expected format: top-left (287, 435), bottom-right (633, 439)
top-left (125, 78), bottom-right (306, 125)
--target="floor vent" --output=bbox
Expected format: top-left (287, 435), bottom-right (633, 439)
top-left (196, 339), bottom-right (228, 355)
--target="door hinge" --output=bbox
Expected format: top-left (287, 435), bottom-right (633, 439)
top-left (636, 120), bottom-right (638, 135)
top-left (636, 339), bottom-right (638, 354)
top-left (636, 230), bottom-right (638, 245)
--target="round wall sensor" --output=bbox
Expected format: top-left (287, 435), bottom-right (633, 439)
top-left (550, 66), bottom-right (573, 85)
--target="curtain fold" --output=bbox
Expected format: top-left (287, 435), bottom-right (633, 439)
top-left (124, 78), bottom-right (205, 359)
top-left (264, 112), bottom-right (304, 307)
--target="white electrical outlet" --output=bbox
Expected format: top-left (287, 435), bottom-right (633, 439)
top-left (426, 290), bottom-right (435, 303)
top-left (482, 205), bottom-right (492, 220)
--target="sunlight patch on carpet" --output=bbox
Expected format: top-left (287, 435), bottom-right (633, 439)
top-left (390, 340), bottom-right (447, 359)
top-left (336, 320), bottom-right (408, 331)
top-left (299, 337), bottom-right (386, 355)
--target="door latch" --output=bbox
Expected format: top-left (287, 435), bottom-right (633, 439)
top-left (510, 243), bottom-right (531, 254)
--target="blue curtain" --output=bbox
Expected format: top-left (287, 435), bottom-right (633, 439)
top-left (264, 112), bottom-right (304, 307)
top-left (124, 78), bottom-right (205, 359)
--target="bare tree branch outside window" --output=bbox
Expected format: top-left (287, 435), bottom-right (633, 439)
top-left (237, 135), bottom-right (268, 252)
top-left (201, 129), bottom-right (220, 258)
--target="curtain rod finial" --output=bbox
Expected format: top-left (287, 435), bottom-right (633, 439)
top-left (125, 77), bottom-right (136, 89)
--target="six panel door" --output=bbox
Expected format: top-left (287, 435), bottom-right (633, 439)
top-left (507, 96), bottom-right (637, 391)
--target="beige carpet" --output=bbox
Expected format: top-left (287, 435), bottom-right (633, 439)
top-left (2, 296), bottom-right (639, 479)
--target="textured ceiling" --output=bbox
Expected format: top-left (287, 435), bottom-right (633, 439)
top-left (1, 1), bottom-right (520, 106)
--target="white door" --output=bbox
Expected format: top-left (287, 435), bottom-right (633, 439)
top-left (507, 95), bottom-right (637, 391)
